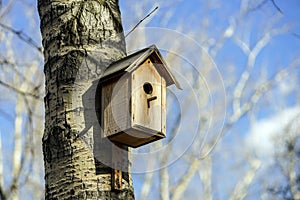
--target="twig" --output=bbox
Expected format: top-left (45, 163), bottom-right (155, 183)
top-left (125, 6), bottom-right (158, 38)
top-left (230, 158), bottom-right (261, 200)
top-left (197, 59), bottom-right (299, 161)
top-left (0, 23), bottom-right (42, 53)
top-left (0, 57), bottom-right (30, 84)
top-left (290, 31), bottom-right (300, 40)
top-left (248, 0), bottom-right (283, 14)
top-left (247, 0), bottom-right (268, 12)
top-left (271, 0), bottom-right (283, 14)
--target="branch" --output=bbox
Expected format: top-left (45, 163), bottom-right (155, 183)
top-left (140, 142), bottom-right (161, 199)
top-left (280, 115), bottom-right (300, 199)
top-left (0, 79), bottom-right (42, 99)
top-left (0, 23), bottom-right (42, 53)
top-left (233, 25), bottom-right (289, 113)
top-left (140, 172), bottom-right (154, 199)
top-left (230, 158), bottom-right (261, 200)
top-left (270, 0), bottom-right (283, 14)
top-left (290, 31), bottom-right (300, 40)
top-left (0, 0), bottom-right (14, 20)
top-left (171, 158), bottom-right (201, 200)
top-left (0, 57), bottom-right (33, 85)
top-left (248, 0), bottom-right (283, 14)
top-left (160, 166), bottom-right (170, 200)
top-left (198, 156), bottom-right (212, 200)
top-left (125, 6), bottom-right (158, 38)
top-left (195, 59), bottom-right (299, 162)
top-left (10, 94), bottom-right (23, 200)
top-left (247, 0), bottom-right (268, 12)
top-left (18, 96), bottom-right (43, 194)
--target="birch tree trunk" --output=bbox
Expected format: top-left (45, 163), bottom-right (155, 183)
top-left (38, 0), bottom-right (134, 199)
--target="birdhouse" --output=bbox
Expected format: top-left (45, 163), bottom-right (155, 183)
top-left (99, 45), bottom-right (181, 148)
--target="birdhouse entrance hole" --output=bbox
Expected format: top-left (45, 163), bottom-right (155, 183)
top-left (143, 82), bottom-right (153, 94)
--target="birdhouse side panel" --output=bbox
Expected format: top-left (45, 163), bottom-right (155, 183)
top-left (131, 58), bottom-right (162, 133)
top-left (102, 76), bottom-right (130, 137)
top-left (161, 77), bottom-right (166, 136)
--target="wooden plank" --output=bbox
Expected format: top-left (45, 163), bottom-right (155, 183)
top-left (102, 76), bottom-right (130, 137)
top-left (109, 128), bottom-right (165, 148)
top-left (131, 58), bottom-right (162, 134)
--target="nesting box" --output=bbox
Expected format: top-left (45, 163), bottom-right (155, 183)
top-left (99, 45), bottom-right (181, 148)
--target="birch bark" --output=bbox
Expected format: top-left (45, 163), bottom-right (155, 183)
top-left (38, 1), bottom-right (134, 199)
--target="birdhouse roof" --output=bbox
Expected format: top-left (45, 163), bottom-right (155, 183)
top-left (101, 45), bottom-right (182, 89)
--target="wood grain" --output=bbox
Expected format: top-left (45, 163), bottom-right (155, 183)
top-left (131, 58), bottom-right (162, 133)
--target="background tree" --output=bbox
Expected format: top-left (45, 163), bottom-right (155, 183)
top-left (0, 0), bottom-right (299, 199)
top-left (0, 1), bottom-right (44, 199)
top-left (122, 1), bottom-right (300, 199)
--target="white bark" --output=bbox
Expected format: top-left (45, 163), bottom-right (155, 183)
top-left (11, 94), bottom-right (23, 200)
top-left (230, 158), bottom-right (261, 200)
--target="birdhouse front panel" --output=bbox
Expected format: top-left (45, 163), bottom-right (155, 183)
top-left (131, 58), bottom-right (164, 135)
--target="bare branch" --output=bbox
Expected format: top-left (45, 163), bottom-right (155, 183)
top-left (233, 25), bottom-right (289, 113)
top-left (197, 59), bottom-right (299, 163)
top-left (290, 31), bottom-right (300, 40)
top-left (278, 115), bottom-right (300, 199)
top-left (230, 158), bottom-right (261, 200)
top-left (0, 23), bottom-right (42, 53)
top-left (270, 0), bottom-right (283, 14)
top-left (0, 56), bottom-right (39, 87)
top-left (160, 167), bottom-right (170, 200)
top-left (247, 0), bottom-right (282, 14)
top-left (198, 156), bottom-right (212, 200)
top-left (10, 94), bottom-right (23, 199)
top-left (0, 79), bottom-right (42, 99)
top-left (125, 6), bottom-right (158, 38)
top-left (140, 143), bottom-right (160, 199)
top-left (247, 0), bottom-right (269, 12)
top-left (235, 58), bottom-right (299, 122)
top-left (170, 52), bottom-right (300, 200)
top-left (140, 172), bottom-right (154, 199)
top-left (0, 0), bottom-right (14, 20)
top-left (171, 153), bottom-right (207, 200)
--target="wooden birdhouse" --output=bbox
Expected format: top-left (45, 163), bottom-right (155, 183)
top-left (99, 45), bottom-right (181, 148)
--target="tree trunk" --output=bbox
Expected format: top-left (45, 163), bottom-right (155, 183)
top-left (38, 0), bottom-right (134, 199)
